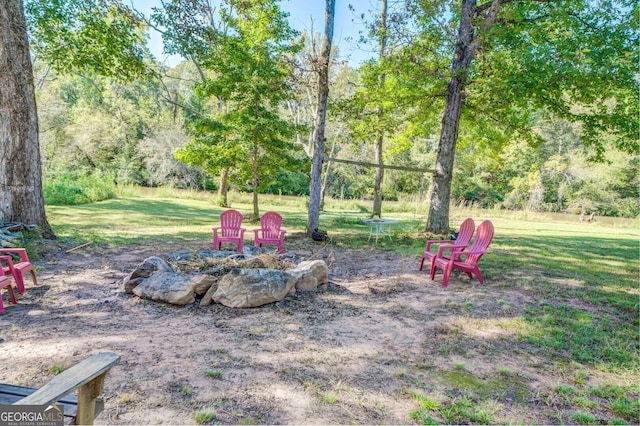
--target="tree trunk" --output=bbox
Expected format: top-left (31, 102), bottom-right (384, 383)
top-left (218, 168), bottom-right (229, 207)
top-left (251, 145), bottom-right (259, 219)
top-left (320, 135), bottom-right (338, 210)
top-left (372, 132), bottom-right (384, 217)
top-left (426, 0), bottom-right (480, 233)
top-left (372, 0), bottom-right (387, 218)
top-left (307, 0), bottom-right (335, 234)
top-left (0, 0), bottom-right (54, 238)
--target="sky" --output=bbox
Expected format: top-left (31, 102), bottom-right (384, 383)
top-left (130, 0), bottom-right (378, 67)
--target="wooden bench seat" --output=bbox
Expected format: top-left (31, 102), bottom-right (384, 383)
top-left (1, 352), bottom-right (120, 425)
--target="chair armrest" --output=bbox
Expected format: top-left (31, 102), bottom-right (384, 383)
top-left (436, 244), bottom-right (468, 257)
top-left (15, 352), bottom-right (120, 407)
top-left (0, 255), bottom-right (15, 273)
top-left (0, 248), bottom-right (29, 263)
top-left (425, 239), bottom-right (453, 251)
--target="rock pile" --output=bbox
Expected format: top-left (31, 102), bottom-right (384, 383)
top-left (122, 250), bottom-right (328, 308)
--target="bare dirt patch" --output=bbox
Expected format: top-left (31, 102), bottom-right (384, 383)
top-left (0, 237), bottom-right (579, 424)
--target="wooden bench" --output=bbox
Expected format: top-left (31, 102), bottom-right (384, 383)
top-left (0, 352), bottom-right (120, 425)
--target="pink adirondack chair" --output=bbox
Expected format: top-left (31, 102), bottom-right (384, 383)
top-left (212, 209), bottom-right (246, 252)
top-left (430, 219), bottom-right (494, 288)
top-left (0, 262), bottom-right (18, 314)
top-left (254, 211), bottom-right (286, 253)
top-left (419, 218), bottom-right (475, 272)
top-left (0, 248), bottom-right (38, 295)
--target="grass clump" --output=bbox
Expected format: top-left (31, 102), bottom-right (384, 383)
top-left (205, 368), bottom-right (223, 379)
top-left (49, 365), bottom-right (66, 375)
top-left (321, 391), bottom-right (339, 404)
top-left (194, 411), bottom-right (215, 424)
top-left (571, 412), bottom-right (598, 424)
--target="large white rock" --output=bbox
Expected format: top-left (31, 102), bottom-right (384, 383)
top-left (289, 260), bottom-right (329, 291)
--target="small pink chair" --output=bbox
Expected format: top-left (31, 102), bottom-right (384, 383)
top-left (212, 209), bottom-right (246, 252)
top-left (0, 262), bottom-right (18, 314)
top-left (0, 248), bottom-right (38, 294)
top-left (253, 211), bottom-right (286, 253)
top-left (419, 218), bottom-right (475, 273)
top-left (430, 220), bottom-right (494, 288)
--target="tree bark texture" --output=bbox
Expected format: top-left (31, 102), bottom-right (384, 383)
top-left (218, 168), bottom-right (229, 207)
top-left (0, 0), bottom-right (54, 238)
top-left (372, 0), bottom-right (388, 218)
top-left (307, 0), bottom-right (335, 233)
top-left (427, 0), bottom-right (504, 233)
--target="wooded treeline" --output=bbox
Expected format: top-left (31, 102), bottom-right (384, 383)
top-left (1, 0), bottom-right (637, 239)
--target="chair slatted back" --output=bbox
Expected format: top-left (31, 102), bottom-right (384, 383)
top-left (260, 211), bottom-right (283, 239)
top-left (463, 220), bottom-right (494, 265)
top-left (456, 218), bottom-right (475, 246)
top-left (220, 209), bottom-right (243, 237)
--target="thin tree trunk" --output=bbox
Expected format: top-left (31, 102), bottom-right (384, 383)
top-left (307, 0), bottom-right (335, 234)
top-left (320, 135), bottom-right (338, 210)
top-left (218, 168), bottom-right (229, 207)
top-left (0, 0), bottom-right (54, 238)
top-left (372, 132), bottom-right (384, 217)
top-left (252, 145), bottom-right (259, 218)
top-left (372, 0), bottom-right (387, 218)
top-left (426, 0), bottom-right (502, 233)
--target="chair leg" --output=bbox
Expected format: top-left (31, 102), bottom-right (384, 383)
top-left (13, 273), bottom-right (26, 295)
top-left (0, 281), bottom-right (16, 314)
top-left (442, 263), bottom-right (455, 288)
top-left (7, 285), bottom-right (17, 305)
top-left (419, 257), bottom-right (425, 271)
top-left (29, 269), bottom-right (38, 286)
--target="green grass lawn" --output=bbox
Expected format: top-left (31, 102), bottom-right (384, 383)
top-left (43, 188), bottom-right (640, 424)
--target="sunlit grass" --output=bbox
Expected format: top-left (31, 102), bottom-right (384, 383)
top-left (42, 186), bottom-right (640, 424)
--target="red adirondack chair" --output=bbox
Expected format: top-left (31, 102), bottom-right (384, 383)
top-left (254, 211), bottom-right (286, 253)
top-left (430, 219), bottom-right (494, 288)
top-left (0, 262), bottom-right (17, 314)
top-left (419, 217), bottom-right (475, 272)
top-left (212, 209), bottom-right (246, 252)
top-left (0, 248), bottom-right (38, 294)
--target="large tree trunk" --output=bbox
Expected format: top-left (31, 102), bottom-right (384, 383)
top-left (372, 0), bottom-right (388, 218)
top-left (0, 0), bottom-right (54, 238)
top-left (307, 0), bottom-right (335, 234)
top-left (427, 0), bottom-right (501, 233)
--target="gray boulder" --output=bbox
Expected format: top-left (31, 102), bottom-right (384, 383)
top-left (123, 256), bottom-right (173, 293)
top-left (212, 268), bottom-right (296, 308)
top-left (132, 272), bottom-right (216, 305)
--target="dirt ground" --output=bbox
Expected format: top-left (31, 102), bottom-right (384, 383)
top-left (1, 236), bottom-right (552, 425)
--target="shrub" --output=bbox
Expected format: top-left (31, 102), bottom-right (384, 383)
top-left (44, 169), bottom-right (116, 205)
